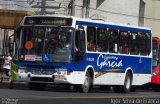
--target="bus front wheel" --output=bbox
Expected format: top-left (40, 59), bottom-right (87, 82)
top-left (76, 71), bottom-right (92, 93)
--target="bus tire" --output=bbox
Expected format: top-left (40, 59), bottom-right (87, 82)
top-left (113, 72), bottom-right (132, 93)
top-left (76, 71), bottom-right (92, 93)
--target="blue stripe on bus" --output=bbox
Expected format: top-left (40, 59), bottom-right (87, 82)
top-left (18, 53), bottom-right (152, 74)
top-left (73, 53), bottom-right (152, 74)
top-left (76, 21), bottom-right (151, 33)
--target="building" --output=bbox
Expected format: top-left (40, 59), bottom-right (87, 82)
top-left (82, 0), bottom-right (141, 26)
top-left (144, 0), bottom-right (160, 37)
top-left (29, 0), bottom-right (141, 26)
top-left (0, 0), bottom-right (34, 55)
top-left (39, 0), bottom-right (158, 37)
top-left (1, 0), bottom-right (159, 55)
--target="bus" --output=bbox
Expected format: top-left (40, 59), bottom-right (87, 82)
top-left (152, 37), bottom-right (160, 91)
top-left (11, 15), bottom-right (152, 93)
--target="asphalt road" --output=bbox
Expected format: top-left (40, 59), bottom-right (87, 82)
top-left (0, 82), bottom-right (160, 104)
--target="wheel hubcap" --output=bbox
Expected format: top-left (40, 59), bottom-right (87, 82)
top-left (126, 76), bottom-right (131, 89)
top-left (84, 76), bottom-right (89, 88)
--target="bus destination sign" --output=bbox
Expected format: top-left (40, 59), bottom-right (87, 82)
top-left (24, 17), bottom-right (72, 26)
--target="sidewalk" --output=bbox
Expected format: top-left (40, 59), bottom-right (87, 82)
top-left (0, 74), bottom-right (28, 88)
top-left (0, 73), bottom-right (10, 82)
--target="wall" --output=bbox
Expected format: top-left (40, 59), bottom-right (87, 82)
top-left (144, 0), bottom-right (160, 37)
top-left (75, 0), bottom-right (140, 26)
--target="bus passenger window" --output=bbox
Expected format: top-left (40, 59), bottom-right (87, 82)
top-left (87, 41), bottom-right (96, 51)
top-left (139, 33), bottom-right (147, 55)
top-left (97, 28), bottom-right (108, 52)
top-left (147, 34), bottom-right (151, 55)
top-left (130, 32), bottom-right (138, 55)
top-left (119, 31), bottom-right (129, 54)
top-left (108, 29), bottom-right (118, 53)
top-left (87, 27), bottom-right (96, 51)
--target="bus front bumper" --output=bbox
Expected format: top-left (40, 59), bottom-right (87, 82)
top-left (28, 74), bottom-right (70, 84)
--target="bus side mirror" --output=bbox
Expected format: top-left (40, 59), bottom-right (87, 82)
top-left (15, 26), bottom-right (22, 38)
top-left (15, 26), bottom-right (22, 32)
top-left (8, 34), bottom-right (15, 56)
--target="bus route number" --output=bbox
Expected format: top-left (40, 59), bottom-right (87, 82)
top-left (86, 57), bottom-right (94, 62)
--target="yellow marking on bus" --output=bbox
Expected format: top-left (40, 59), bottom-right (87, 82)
top-left (95, 69), bottom-right (122, 78)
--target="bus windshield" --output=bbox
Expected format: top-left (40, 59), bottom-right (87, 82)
top-left (18, 26), bottom-right (73, 63)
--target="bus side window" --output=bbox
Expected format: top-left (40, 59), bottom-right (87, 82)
top-left (97, 28), bottom-right (108, 52)
top-left (139, 33), bottom-right (147, 56)
top-left (108, 29), bottom-right (118, 53)
top-left (119, 31), bottom-right (129, 54)
top-left (147, 34), bottom-right (151, 56)
top-left (87, 27), bottom-right (96, 51)
top-left (75, 30), bottom-right (85, 52)
top-left (130, 32), bottom-right (138, 55)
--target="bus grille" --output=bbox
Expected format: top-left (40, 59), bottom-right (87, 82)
top-left (30, 77), bottom-right (54, 82)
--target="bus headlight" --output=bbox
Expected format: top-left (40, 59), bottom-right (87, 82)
top-left (152, 70), bottom-right (159, 76)
top-left (57, 70), bottom-right (67, 75)
top-left (18, 68), bottom-right (27, 73)
top-left (55, 68), bottom-right (67, 75)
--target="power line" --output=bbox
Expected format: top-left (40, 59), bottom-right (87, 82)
top-left (2, 0), bottom-right (159, 21)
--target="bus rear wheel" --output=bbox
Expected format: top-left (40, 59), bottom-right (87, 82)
top-left (76, 71), bottom-right (92, 93)
top-left (113, 72), bottom-right (132, 93)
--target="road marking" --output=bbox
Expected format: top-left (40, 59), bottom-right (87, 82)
top-left (1, 94), bottom-right (160, 101)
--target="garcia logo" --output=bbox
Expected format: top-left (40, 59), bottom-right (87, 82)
top-left (97, 54), bottom-right (123, 69)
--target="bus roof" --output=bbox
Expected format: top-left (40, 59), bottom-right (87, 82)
top-left (23, 15), bottom-right (152, 33)
top-left (74, 17), bottom-right (151, 33)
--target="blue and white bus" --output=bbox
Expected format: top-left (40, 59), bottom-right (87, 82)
top-left (12, 15), bottom-right (152, 93)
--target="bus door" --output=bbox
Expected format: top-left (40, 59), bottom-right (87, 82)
top-left (74, 25), bottom-right (86, 61)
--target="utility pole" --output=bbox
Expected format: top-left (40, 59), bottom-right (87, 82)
top-left (68, 0), bottom-right (75, 16)
top-left (41, 0), bottom-right (46, 15)
top-left (82, 0), bottom-right (90, 18)
top-left (71, 0), bottom-right (75, 16)
top-left (31, 0), bottom-right (61, 15)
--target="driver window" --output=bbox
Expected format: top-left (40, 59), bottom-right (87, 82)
top-left (75, 27), bottom-right (85, 52)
